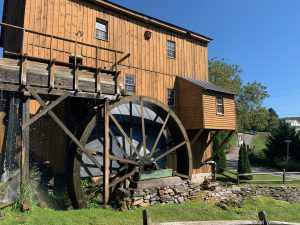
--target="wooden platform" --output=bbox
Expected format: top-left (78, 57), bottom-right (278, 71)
top-left (0, 57), bottom-right (117, 99)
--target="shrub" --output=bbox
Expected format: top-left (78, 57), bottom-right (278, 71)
top-left (238, 143), bottom-right (252, 180)
top-left (213, 132), bottom-right (227, 173)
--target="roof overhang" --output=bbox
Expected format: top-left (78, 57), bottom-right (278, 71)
top-left (85, 0), bottom-right (213, 43)
top-left (180, 77), bottom-right (236, 96)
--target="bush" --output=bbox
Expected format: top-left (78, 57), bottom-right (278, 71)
top-left (238, 143), bottom-right (252, 180)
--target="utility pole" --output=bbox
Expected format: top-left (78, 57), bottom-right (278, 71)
top-left (285, 140), bottom-right (291, 170)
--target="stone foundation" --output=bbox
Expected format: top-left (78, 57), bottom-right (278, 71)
top-left (115, 179), bottom-right (202, 211)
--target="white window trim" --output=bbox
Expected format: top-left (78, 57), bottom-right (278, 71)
top-left (216, 96), bottom-right (225, 115)
top-left (167, 40), bottom-right (176, 59)
top-left (95, 19), bottom-right (108, 41)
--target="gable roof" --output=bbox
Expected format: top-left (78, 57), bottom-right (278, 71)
top-left (86, 0), bottom-right (213, 43)
top-left (180, 77), bottom-right (235, 95)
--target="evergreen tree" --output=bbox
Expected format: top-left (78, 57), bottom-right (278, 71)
top-left (238, 143), bottom-right (252, 180)
top-left (213, 133), bottom-right (227, 173)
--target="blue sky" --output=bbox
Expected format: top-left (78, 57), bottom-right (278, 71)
top-left (1, 0), bottom-right (300, 118)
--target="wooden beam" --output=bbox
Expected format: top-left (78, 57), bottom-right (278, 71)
top-left (109, 169), bottom-right (137, 188)
top-left (108, 111), bottom-right (142, 158)
top-left (210, 130), bottom-right (234, 160)
top-left (103, 98), bottom-right (110, 205)
top-left (21, 56), bottom-right (27, 86)
top-left (21, 96), bottom-right (30, 184)
top-left (154, 141), bottom-right (186, 162)
top-left (22, 93), bottom-right (70, 129)
top-left (141, 99), bottom-right (146, 156)
top-left (190, 129), bottom-right (204, 147)
top-left (202, 131), bottom-right (220, 154)
top-left (149, 113), bottom-right (170, 157)
top-left (49, 60), bottom-right (55, 89)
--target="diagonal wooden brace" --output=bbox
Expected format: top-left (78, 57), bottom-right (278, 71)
top-left (27, 88), bottom-right (102, 170)
top-left (210, 130), bottom-right (235, 160)
top-left (22, 93), bottom-right (70, 129)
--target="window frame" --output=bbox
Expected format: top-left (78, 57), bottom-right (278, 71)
top-left (216, 96), bottom-right (225, 115)
top-left (95, 19), bottom-right (108, 41)
top-left (167, 88), bottom-right (176, 107)
top-left (125, 75), bottom-right (136, 95)
top-left (167, 40), bottom-right (176, 59)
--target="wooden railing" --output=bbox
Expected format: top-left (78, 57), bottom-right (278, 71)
top-left (0, 22), bottom-right (131, 95)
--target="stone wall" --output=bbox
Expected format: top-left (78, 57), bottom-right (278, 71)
top-left (203, 185), bottom-right (300, 210)
top-left (115, 180), bottom-right (202, 211)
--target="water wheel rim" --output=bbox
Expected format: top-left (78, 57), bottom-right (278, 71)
top-left (71, 96), bottom-right (192, 208)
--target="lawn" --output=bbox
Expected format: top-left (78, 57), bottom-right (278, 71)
top-left (1, 196), bottom-right (300, 225)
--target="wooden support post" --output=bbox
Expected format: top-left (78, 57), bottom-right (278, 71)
top-left (283, 169), bottom-right (286, 184)
top-left (96, 47), bottom-right (102, 94)
top-left (21, 96), bottom-right (30, 185)
top-left (21, 56), bottom-right (27, 86)
top-left (258, 211), bottom-right (270, 225)
top-left (74, 64), bottom-right (79, 91)
top-left (49, 60), bottom-right (55, 89)
top-left (236, 170), bottom-right (239, 185)
top-left (103, 98), bottom-right (110, 205)
top-left (201, 131), bottom-right (220, 154)
top-left (143, 209), bottom-right (152, 225)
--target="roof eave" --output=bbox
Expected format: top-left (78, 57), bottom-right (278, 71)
top-left (86, 0), bottom-right (213, 43)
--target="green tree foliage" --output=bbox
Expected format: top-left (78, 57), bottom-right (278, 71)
top-left (238, 143), bottom-right (252, 180)
top-left (266, 120), bottom-right (300, 163)
top-left (266, 108), bottom-right (280, 132)
top-left (212, 132), bottom-right (227, 173)
top-left (208, 58), bottom-right (270, 132)
top-left (237, 82), bottom-right (269, 131)
top-left (208, 58), bottom-right (242, 94)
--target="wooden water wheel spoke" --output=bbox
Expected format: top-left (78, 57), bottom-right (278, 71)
top-left (140, 99), bottom-right (147, 156)
top-left (149, 112), bottom-right (170, 157)
top-left (108, 111), bottom-right (142, 158)
top-left (109, 129), bottom-right (129, 158)
top-left (154, 141), bottom-right (187, 162)
top-left (70, 96), bottom-right (192, 208)
top-left (109, 169), bottom-right (137, 188)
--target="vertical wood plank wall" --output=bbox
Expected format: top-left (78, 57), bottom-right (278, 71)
top-left (29, 100), bottom-right (69, 174)
top-left (175, 78), bottom-right (204, 130)
top-left (20, 0), bottom-right (209, 105)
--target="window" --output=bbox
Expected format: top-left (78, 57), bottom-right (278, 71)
top-left (125, 75), bottom-right (135, 95)
top-left (96, 19), bottom-right (108, 41)
top-left (216, 96), bottom-right (224, 115)
top-left (167, 40), bottom-right (176, 59)
top-left (168, 89), bottom-right (176, 107)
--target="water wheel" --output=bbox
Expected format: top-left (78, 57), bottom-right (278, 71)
top-left (69, 96), bottom-right (192, 208)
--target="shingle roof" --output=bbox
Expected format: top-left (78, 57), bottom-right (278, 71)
top-left (180, 77), bottom-right (235, 95)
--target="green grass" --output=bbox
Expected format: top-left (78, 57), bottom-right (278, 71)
top-left (1, 197), bottom-right (300, 225)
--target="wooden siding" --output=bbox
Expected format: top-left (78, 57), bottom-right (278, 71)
top-left (203, 91), bottom-right (236, 130)
top-left (188, 130), bottom-right (211, 174)
top-left (29, 100), bottom-right (69, 174)
top-left (175, 77), bottom-right (203, 129)
top-left (6, 0), bottom-right (209, 106)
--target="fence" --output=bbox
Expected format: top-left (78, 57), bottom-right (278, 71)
top-left (237, 170), bottom-right (300, 184)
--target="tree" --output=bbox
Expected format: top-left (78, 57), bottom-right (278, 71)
top-left (236, 82), bottom-right (269, 132)
top-left (212, 132), bottom-right (227, 173)
top-left (209, 58), bottom-right (270, 132)
top-left (208, 58), bottom-right (242, 94)
top-left (238, 143), bottom-right (252, 180)
top-left (266, 108), bottom-right (280, 132)
top-left (265, 120), bottom-right (300, 164)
